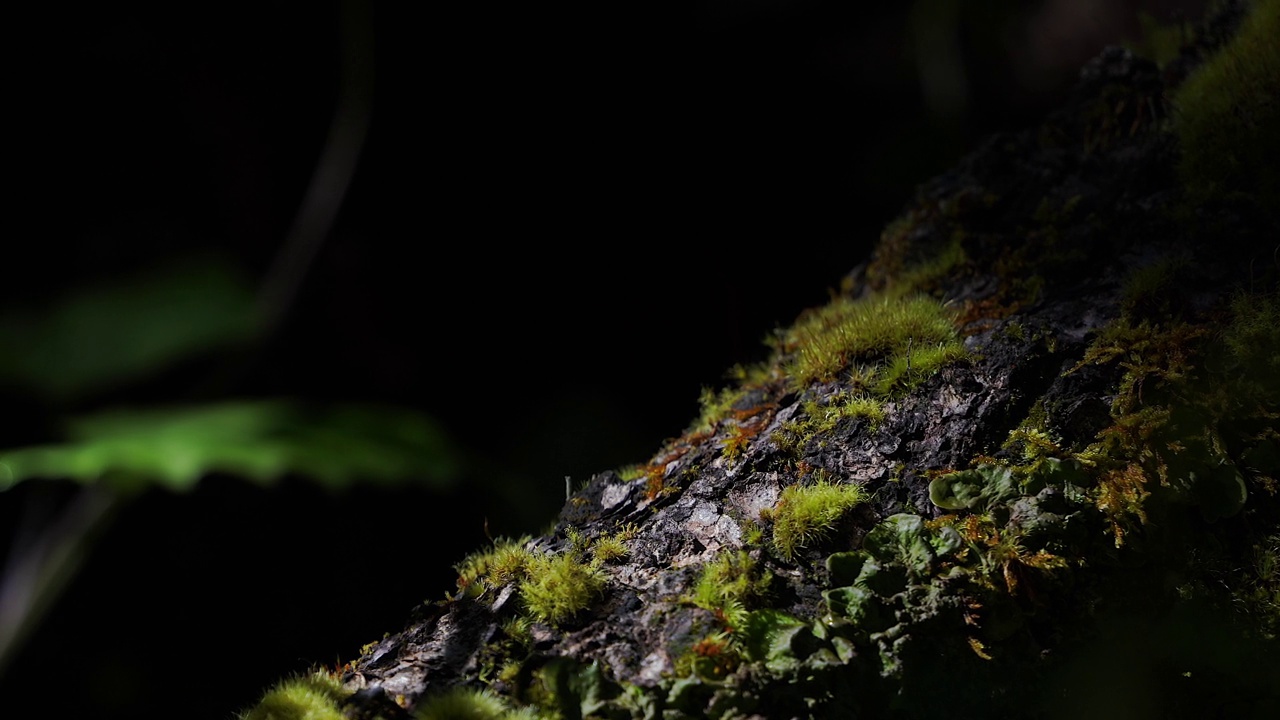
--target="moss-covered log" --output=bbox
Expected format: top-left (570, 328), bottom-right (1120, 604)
top-left (241, 2), bottom-right (1280, 718)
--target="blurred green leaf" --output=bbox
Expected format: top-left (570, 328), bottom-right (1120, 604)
top-left (0, 400), bottom-right (460, 493)
top-left (0, 256), bottom-right (259, 402)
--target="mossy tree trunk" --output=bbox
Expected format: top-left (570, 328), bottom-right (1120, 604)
top-left (254, 2), bottom-right (1280, 718)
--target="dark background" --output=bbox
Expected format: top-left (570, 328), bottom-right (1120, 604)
top-left (0, 1), bottom-right (1206, 717)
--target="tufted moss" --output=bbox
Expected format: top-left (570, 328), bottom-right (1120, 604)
top-left (781, 294), bottom-right (965, 392)
top-left (519, 551), bottom-right (606, 626)
top-left (453, 536), bottom-right (535, 598)
top-left (690, 549), bottom-right (772, 620)
top-left (769, 479), bottom-right (869, 560)
top-left (414, 686), bottom-right (538, 720)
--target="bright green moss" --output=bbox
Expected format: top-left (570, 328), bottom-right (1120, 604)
top-left (806, 393), bottom-right (885, 432)
top-left (773, 393), bottom-right (887, 453)
top-left (690, 549), bottom-right (771, 618)
top-left (591, 532), bottom-right (629, 563)
top-left (837, 394), bottom-right (887, 424)
top-left (872, 340), bottom-right (969, 395)
top-left (1173, 0), bottom-right (1280, 211)
top-left (691, 384), bottom-right (748, 434)
top-left (783, 294), bottom-right (964, 392)
top-left (770, 479), bottom-right (869, 560)
top-left (414, 686), bottom-right (536, 720)
top-left (454, 537), bottom-right (534, 596)
top-left (519, 551), bottom-right (606, 625)
top-left (616, 463), bottom-right (645, 481)
top-left (239, 671), bottom-right (348, 720)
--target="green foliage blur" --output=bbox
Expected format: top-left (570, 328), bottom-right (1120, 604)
top-left (0, 257), bottom-right (459, 494)
top-left (0, 252), bottom-right (463, 699)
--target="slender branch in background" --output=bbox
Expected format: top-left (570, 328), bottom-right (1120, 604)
top-left (0, 486), bottom-right (121, 679)
top-left (255, 0), bottom-right (375, 336)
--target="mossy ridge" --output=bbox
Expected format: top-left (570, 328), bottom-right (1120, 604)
top-left (635, 291), bottom-right (965, 492)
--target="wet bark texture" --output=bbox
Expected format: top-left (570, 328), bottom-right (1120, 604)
top-left (341, 3), bottom-right (1279, 718)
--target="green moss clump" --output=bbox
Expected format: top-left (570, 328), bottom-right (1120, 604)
top-left (591, 529), bottom-right (631, 563)
top-left (690, 549), bottom-right (771, 621)
top-left (873, 340), bottom-right (969, 395)
top-left (1173, 0), bottom-right (1280, 211)
top-left (454, 537), bottom-right (534, 597)
top-left (783, 294), bottom-right (965, 392)
top-left (519, 552), bottom-right (606, 626)
top-left (770, 479), bottom-right (868, 560)
top-left (239, 671), bottom-right (348, 720)
top-left (809, 393), bottom-right (885, 431)
top-left (773, 392), bottom-right (887, 454)
top-left (415, 686), bottom-right (534, 720)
